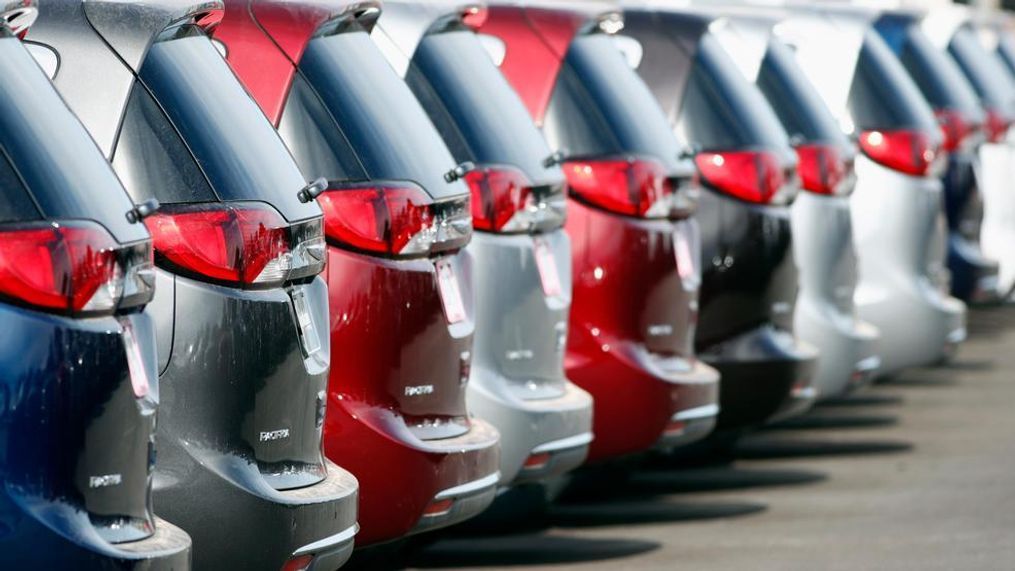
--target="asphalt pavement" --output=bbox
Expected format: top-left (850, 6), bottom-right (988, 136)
top-left (407, 306), bottom-right (1015, 570)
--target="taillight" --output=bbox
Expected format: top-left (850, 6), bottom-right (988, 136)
top-left (564, 157), bottom-right (682, 218)
top-left (144, 202), bottom-right (324, 289)
top-left (795, 143), bottom-right (854, 197)
top-left (464, 165), bottom-right (566, 233)
top-left (935, 108), bottom-right (975, 152)
top-left (857, 129), bottom-right (938, 177)
top-left (0, 221), bottom-right (154, 316)
top-left (694, 149), bottom-right (794, 205)
top-left (985, 108), bottom-right (1011, 144)
top-left (317, 182), bottom-right (471, 258)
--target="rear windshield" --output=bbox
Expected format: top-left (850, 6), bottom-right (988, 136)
top-left (544, 33), bottom-right (683, 167)
top-left (298, 30), bottom-right (466, 200)
top-left (998, 35), bottom-right (1015, 77)
top-left (949, 26), bottom-right (1015, 114)
top-left (678, 33), bottom-right (790, 151)
top-left (0, 150), bottom-right (37, 224)
top-left (0, 35), bottom-right (144, 242)
top-left (138, 27), bottom-right (321, 221)
top-left (408, 30), bottom-right (562, 187)
top-left (876, 17), bottom-right (982, 119)
top-left (757, 39), bottom-right (850, 147)
top-left (848, 30), bottom-right (938, 133)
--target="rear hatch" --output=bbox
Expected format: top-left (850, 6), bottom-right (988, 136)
top-left (105, 21), bottom-right (330, 489)
top-left (0, 28), bottom-right (158, 543)
top-left (626, 20), bottom-right (800, 347)
top-left (947, 25), bottom-right (1015, 145)
top-left (405, 26), bottom-right (572, 395)
top-left (542, 31), bottom-right (701, 361)
top-left (272, 24), bottom-right (475, 439)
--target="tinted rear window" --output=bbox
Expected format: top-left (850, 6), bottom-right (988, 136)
top-left (0, 150), bottom-right (38, 223)
top-left (757, 39), bottom-right (849, 146)
top-left (298, 30), bottom-right (466, 200)
top-left (678, 33), bottom-right (790, 151)
top-left (0, 35), bottom-right (143, 242)
top-left (408, 30), bottom-right (562, 186)
top-left (848, 31), bottom-right (938, 133)
top-left (544, 33), bottom-right (682, 167)
top-left (998, 36), bottom-right (1015, 77)
top-left (139, 28), bottom-right (321, 221)
top-left (949, 26), bottom-right (1015, 113)
top-left (878, 18), bottom-right (982, 119)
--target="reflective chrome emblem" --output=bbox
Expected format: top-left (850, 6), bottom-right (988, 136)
top-left (89, 474), bottom-right (122, 489)
top-left (648, 324), bottom-right (673, 336)
top-left (259, 428), bottom-right (290, 442)
top-left (405, 385), bottom-right (435, 396)
top-left (506, 349), bottom-right (534, 361)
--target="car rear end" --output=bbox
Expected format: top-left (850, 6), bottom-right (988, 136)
top-left (877, 13), bottom-right (1000, 305)
top-left (834, 26), bottom-right (967, 374)
top-left (29, 4), bottom-right (360, 569)
top-left (477, 6), bottom-right (720, 463)
top-left (940, 21), bottom-right (1015, 300)
top-left (0, 5), bottom-right (190, 566)
top-left (745, 28), bottom-right (881, 400)
top-left (622, 9), bottom-right (818, 432)
top-left (381, 3), bottom-right (594, 488)
top-left (216, 2), bottom-right (501, 546)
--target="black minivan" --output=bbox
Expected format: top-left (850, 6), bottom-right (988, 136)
top-left (0, 2), bottom-right (190, 567)
top-left (27, 1), bottom-right (359, 568)
top-left (621, 8), bottom-right (818, 446)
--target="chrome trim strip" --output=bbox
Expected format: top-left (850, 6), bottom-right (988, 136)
top-left (293, 523), bottom-right (358, 556)
top-left (672, 403), bottom-right (720, 422)
top-left (530, 432), bottom-right (594, 454)
top-left (433, 472), bottom-right (501, 501)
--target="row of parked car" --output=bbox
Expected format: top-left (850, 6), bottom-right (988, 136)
top-left (2, 0), bottom-right (1014, 568)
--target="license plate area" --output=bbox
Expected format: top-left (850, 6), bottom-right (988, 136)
top-left (533, 236), bottom-right (563, 298)
top-left (436, 258), bottom-right (466, 324)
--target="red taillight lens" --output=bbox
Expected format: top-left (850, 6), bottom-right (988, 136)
top-left (985, 108), bottom-right (1011, 144)
top-left (464, 166), bottom-right (566, 233)
top-left (280, 554), bottom-right (314, 571)
top-left (795, 144), bottom-right (854, 196)
top-left (144, 203), bottom-right (324, 288)
top-left (564, 158), bottom-right (678, 218)
top-left (317, 182), bottom-right (471, 258)
top-left (935, 108), bottom-right (975, 152)
top-left (694, 150), bottom-right (793, 204)
top-left (0, 221), bottom-right (152, 316)
top-left (858, 129), bottom-right (938, 177)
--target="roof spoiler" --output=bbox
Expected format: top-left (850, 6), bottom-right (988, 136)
top-left (1, 0), bottom-right (38, 36)
top-left (251, 0), bottom-right (381, 65)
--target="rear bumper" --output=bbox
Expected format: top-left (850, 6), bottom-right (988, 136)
top-left (701, 325), bottom-right (819, 430)
top-left (467, 371), bottom-right (593, 486)
top-left (947, 234), bottom-right (1002, 304)
top-left (0, 501), bottom-right (191, 569)
top-left (324, 410), bottom-right (501, 546)
top-left (567, 345), bottom-right (720, 463)
top-left (794, 297), bottom-right (881, 400)
top-left (153, 455), bottom-right (358, 569)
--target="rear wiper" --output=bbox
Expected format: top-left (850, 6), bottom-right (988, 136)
top-left (542, 150), bottom-right (567, 168)
top-left (125, 198), bottom-right (160, 224)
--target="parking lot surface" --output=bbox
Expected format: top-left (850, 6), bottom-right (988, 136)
top-left (408, 307), bottom-right (1015, 570)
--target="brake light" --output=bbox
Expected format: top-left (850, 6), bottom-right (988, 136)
top-left (985, 108), bottom-right (1011, 144)
top-left (0, 221), bottom-right (153, 316)
top-left (564, 158), bottom-right (678, 218)
top-left (795, 144), bottom-right (853, 196)
top-left (858, 129), bottom-right (938, 177)
top-left (144, 202), bottom-right (324, 288)
top-left (935, 108), bottom-right (975, 152)
top-left (464, 166), bottom-right (566, 233)
top-left (280, 555), bottom-right (314, 571)
top-left (317, 182), bottom-right (471, 258)
top-left (694, 149), bottom-right (792, 204)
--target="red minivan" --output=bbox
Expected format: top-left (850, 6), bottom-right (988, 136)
top-left (477, 5), bottom-right (721, 463)
top-left (215, 0), bottom-right (501, 546)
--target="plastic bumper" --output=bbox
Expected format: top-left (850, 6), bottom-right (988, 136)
top-left (467, 371), bottom-right (593, 486)
top-left (701, 325), bottom-right (819, 430)
top-left (795, 298), bottom-right (881, 401)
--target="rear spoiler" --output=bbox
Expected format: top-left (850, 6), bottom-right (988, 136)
top-left (1, 0), bottom-right (37, 36)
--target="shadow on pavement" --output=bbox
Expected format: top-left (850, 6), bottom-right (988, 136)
top-left (734, 435), bottom-right (914, 459)
top-left (409, 534), bottom-right (660, 568)
top-left (629, 465), bottom-right (827, 494)
top-left (765, 413), bottom-right (899, 431)
top-left (817, 392), bottom-right (905, 408)
top-left (549, 498), bottom-right (767, 528)
top-left (940, 358), bottom-right (995, 372)
top-left (881, 375), bottom-right (958, 388)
